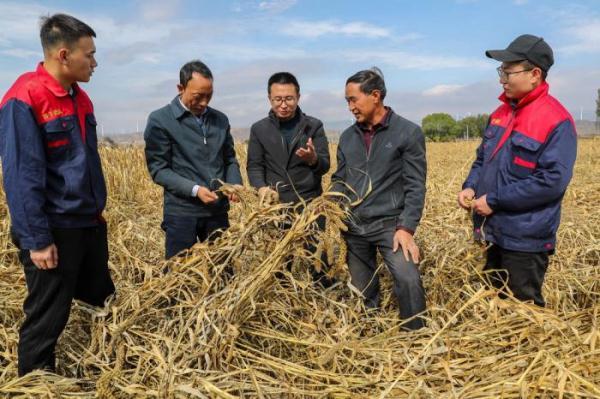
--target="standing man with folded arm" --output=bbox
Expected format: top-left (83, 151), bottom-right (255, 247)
top-left (332, 68), bottom-right (427, 330)
top-left (0, 14), bottom-right (115, 375)
top-left (458, 35), bottom-right (577, 307)
top-left (145, 60), bottom-right (242, 259)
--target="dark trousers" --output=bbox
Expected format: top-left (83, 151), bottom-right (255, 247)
top-left (13, 224), bottom-right (115, 376)
top-left (282, 214), bottom-right (333, 286)
top-left (308, 215), bottom-right (334, 286)
top-left (162, 214), bottom-right (229, 259)
top-left (344, 219), bottom-right (426, 330)
top-left (483, 244), bottom-right (549, 307)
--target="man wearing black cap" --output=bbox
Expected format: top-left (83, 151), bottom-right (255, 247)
top-left (457, 34), bottom-right (577, 307)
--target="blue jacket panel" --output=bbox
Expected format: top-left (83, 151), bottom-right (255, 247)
top-left (463, 82), bottom-right (577, 252)
top-left (0, 64), bottom-right (107, 250)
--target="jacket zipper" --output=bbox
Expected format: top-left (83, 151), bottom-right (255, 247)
top-left (282, 119), bottom-right (307, 166)
top-left (358, 125), bottom-right (377, 198)
top-left (489, 108), bottom-right (516, 162)
top-left (278, 123), bottom-right (305, 190)
top-left (288, 124), bottom-right (305, 154)
top-left (201, 116), bottom-right (208, 145)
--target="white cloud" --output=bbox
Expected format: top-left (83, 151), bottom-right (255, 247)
top-left (0, 2), bottom-right (53, 46)
top-left (422, 84), bottom-right (465, 97)
top-left (137, 0), bottom-right (182, 22)
top-left (195, 43), bottom-right (308, 62)
top-left (258, 0), bottom-right (297, 13)
top-left (343, 50), bottom-right (489, 70)
top-left (1, 48), bottom-right (40, 58)
top-left (282, 20), bottom-right (390, 39)
top-left (2, 1), bottom-right (593, 134)
top-left (545, 67), bottom-right (600, 118)
top-left (90, 17), bottom-right (177, 48)
top-left (0, 2), bottom-right (178, 66)
top-left (384, 80), bottom-right (500, 125)
top-left (559, 17), bottom-right (600, 54)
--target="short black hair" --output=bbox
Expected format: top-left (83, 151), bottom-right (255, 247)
top-left (40, 14), bottom-right (96, 52)
top-left (346, 67), bottom-right (387, 100)
top-left (179, 60), bottom-right (213, 87)
top-left (518, 60), bottom-right (548, 81)
top-left (268, 72), bottom-right (300, 94)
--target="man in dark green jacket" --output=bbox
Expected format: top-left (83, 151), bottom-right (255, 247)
top-left (144, 60), bottom-right (242, 259)
top-left (333, 67), bottom-right (427, 330)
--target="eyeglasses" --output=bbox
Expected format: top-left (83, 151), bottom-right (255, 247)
top-left (270, 96), bottom-right (297, 105)
top-left (496, 66), bottom-right (533, 80)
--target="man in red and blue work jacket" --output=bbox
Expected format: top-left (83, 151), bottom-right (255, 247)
top-left (458, 34), bottom-right (577, 307)
top-left (0, 14), bottom-right (115, 376)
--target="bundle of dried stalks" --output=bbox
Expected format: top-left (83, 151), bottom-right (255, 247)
top-left (0, 140), bottom-right (598, 398)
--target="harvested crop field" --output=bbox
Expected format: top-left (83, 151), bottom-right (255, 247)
top-left (0, 139), bottom-right (599, 398)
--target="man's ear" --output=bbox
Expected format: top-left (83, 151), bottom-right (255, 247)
top-left (371, 89), bottom-right (382, 104)
top-left (531, 67), bottom-right (543, 83)
top-left (57, 47), bottom-right (69, 65)
top-left (177, 84), bottom-right (184, 95)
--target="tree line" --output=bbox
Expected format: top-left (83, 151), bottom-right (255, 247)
top-left (421, 113), bottom-right (489, 141)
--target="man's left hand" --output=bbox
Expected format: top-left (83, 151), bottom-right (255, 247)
top-left (472, 194), bottom-right (494, 216)
top-left (227, 184), bottom-right (244, 203)
top-left (393, 229), bottom-right (420, 264)
top-left (295, 137), bottom-right (318, 166)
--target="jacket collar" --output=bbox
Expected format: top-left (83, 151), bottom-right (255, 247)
top-left (268, 106), bottom-right (305, 128)
top-left (353, 106), bottom-right (394, 134)
top-left (499, 81), bottom-right (549, 110)
top-left (36, 62), bottom-right (79, 98)
top-left (170, 95), bottom-right (211, 120)
top-left (358, 106), bottom-right (392, 132)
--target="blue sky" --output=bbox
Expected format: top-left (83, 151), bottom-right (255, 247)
top-left (1, 0), bottom-right (599, 134)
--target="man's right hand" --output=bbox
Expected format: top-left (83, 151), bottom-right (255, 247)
top-left (197, 186), bottom-right (219, 204)
top-left (258, 186), bottom-right (279, 205)
top-left (30, 244), bottom-right (58, 270)
top-left (457, 188), bottom-right (475, 210)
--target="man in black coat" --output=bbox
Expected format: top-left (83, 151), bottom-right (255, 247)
top-left (247, 72), bottom-right (331, 283)
top-left (247, 72), bottom-right (330, 204)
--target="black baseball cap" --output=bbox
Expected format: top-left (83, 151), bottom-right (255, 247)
top-left (486, 34), bottom-right (554, 72)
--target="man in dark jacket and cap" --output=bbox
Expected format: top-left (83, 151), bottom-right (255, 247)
top-left (458, 35), bottom-right (577, 307)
